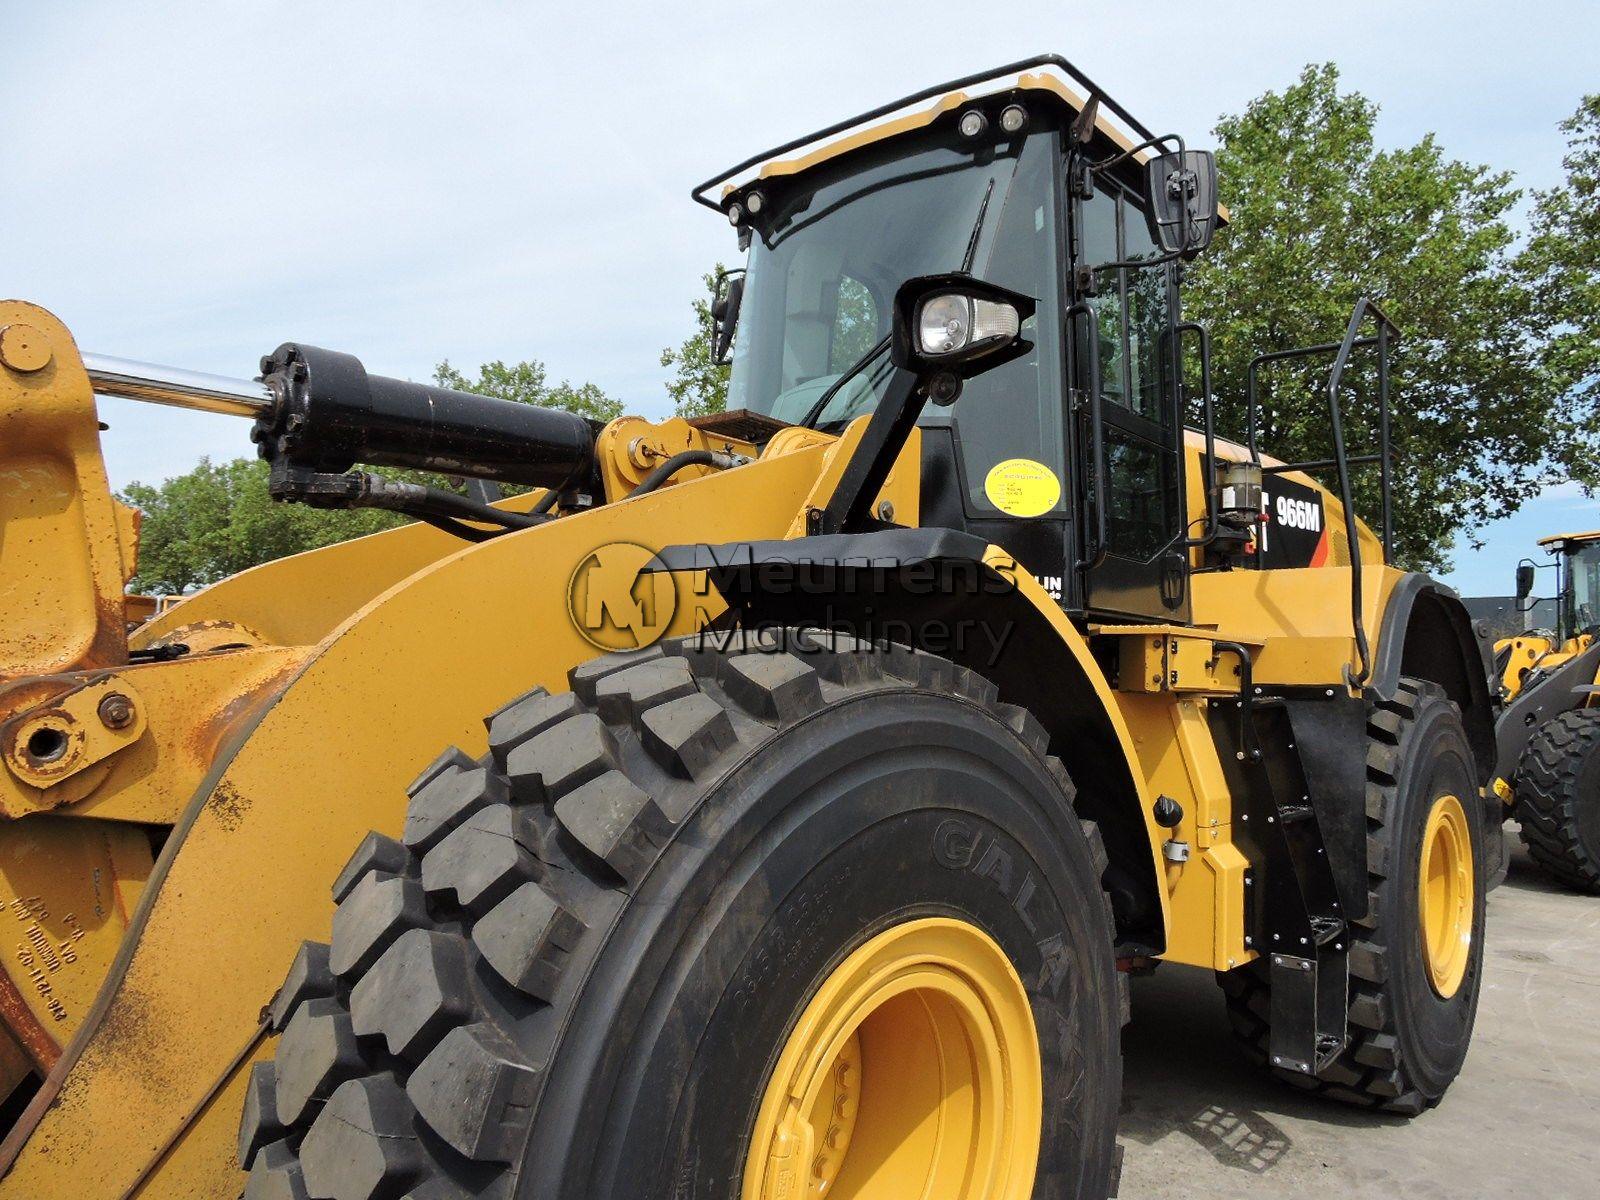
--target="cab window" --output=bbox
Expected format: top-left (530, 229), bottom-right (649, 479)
top-left (1076, 187), bottom-right (1174, 425)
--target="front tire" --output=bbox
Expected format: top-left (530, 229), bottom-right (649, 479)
top-left (1515, 709), bottom-right (1600, 892)
top-left (240, 631), bottom-right (1124, 1200)
top-left (1221, 678), bottom-right (1486, 1113)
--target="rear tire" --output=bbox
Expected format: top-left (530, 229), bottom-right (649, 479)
top-left (1515, 709), bottom-right (1600, 892)
top-left (1220, 679), bottom-right (1486, 1113)
top-left (240, 630), bottom-right (1124, 1200)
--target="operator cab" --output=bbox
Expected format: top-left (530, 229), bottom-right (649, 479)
top-left (1522, 532), bottom-right (1600, 643)
top-left (700, 57), bottom-right (1220, 625)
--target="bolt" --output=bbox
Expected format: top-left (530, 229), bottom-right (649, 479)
top-left (877, 499), bottom-right (895, 521)
top-left (98, 692), bottom-right (135, 730)
top-left (0, 324), bottom-right (51, 373)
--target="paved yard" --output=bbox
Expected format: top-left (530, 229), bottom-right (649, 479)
top-left (1118, 834), bottom-right (1600, 1198)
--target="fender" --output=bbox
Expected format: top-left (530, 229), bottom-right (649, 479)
top-left (654, 527), bottom-right (1170, 954)
top-left (1371, 572), bottom-right (1496, 780)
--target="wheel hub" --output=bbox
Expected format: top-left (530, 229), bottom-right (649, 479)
top-left (741, 918), bottom-right (1041, 1200)
top-left (1419, 793), bottom-right (1474, 998)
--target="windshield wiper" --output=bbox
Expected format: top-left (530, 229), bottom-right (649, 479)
top-left (961, 178), bottom-right (996, 272)
top-left (800, 335), bottom-right (892, 429)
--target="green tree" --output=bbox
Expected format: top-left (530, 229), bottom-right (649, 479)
top-left (1186, 64), bottom-right (1565, 571)
top-left (661, 267), bottom-right (730, 417)
top-left (123, 457), bottom-right (402, 592)
top-left (124, 357), bottom-right (616, 592)
top-left (1520, 94), bottom-right (1600, 490)
top-left (432, 358), bottom-right (622, 423)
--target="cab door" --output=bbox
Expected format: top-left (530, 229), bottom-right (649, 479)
top-left (1070, 184), bottom-right (1189, 622)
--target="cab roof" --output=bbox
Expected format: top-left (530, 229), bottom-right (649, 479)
top-left (1537, 530), bottom-right (1600, 549)
top-left (694, 54), bottom-right (1231, 222)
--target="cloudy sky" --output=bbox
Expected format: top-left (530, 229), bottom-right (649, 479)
top-left (4, 1), bottom-right (1595, 595)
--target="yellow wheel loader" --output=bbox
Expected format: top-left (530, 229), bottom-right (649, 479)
top-left (0, 56), bottom-right (1497, 1200)
top-left (1485, 531), bottom-right (1600, 889)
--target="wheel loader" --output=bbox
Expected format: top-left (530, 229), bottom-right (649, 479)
top-left (1484, 531), bottom-right (1600, 889)
top-left (0, 55), bottom-right (1496, 1200)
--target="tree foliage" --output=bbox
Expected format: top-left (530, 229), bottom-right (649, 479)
top-left (660, 267), bottom-right (730, 417)
top-left (432, 358), bottom-right (622, 423)
top-left (1521, 93), bottom-right (1600, 490)
top-left (1185, 63), bottom-right (1564, 572)
top-left (124, 358), bottom-right (617, 593)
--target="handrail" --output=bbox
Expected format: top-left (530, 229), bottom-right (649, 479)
top-left (1240, 299), bottom-right (1401, 689)
top-left (1325, 299), bottom-right (1401, 687)
top-left (1244, 337), bottom-right (1377, 458)
top-left (1174, 321), bottom-right (1219, 548)
top-left (1262, 452), bottom-right (1387, 475)
top-left (1067, 300), bottom-right (1108, 572)
top-left (691, 54), bottom-right (1161, 211)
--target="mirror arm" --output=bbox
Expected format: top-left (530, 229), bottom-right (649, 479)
top-left (1090, 131), bottom-right (1186, 175)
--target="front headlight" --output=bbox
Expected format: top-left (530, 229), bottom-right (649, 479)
top-left (915, 293), bottom-right (1021, 357)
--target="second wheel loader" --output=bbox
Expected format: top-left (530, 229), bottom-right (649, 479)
top-left (0, 55), bottom-right (1496, 1200)
top-left (1485, 531), bottom-right (1600, 889)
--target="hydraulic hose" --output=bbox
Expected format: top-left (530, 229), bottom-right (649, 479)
top-left (629, 449), bottom-right (748, 497)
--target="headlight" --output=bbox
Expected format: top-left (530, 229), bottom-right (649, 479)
top-left (916, 293), bottom-right (1021, 357)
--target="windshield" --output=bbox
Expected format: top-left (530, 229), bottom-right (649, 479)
top-left (1565, 543), bottom-right (1600, 638)
top-left (727, 129), bottom-right (1064, 514)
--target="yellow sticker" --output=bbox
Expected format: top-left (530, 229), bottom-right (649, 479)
top-left (984, 458), bottom-right (1062, 518)
top-left (1491, 776), bottom-right (1513, 804)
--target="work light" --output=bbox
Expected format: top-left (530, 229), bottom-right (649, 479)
top-left (915, 292), bottom-right (1021, 357)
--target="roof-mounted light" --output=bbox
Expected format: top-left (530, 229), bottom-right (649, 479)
top-left (958, 109), bottom-right (988, 139)
top-left (999, 104), bottom-right (1027, 134)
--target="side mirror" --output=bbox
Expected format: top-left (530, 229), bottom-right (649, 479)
top-left (890, 273), bottom-right (1035, 390)
top-left (1516, 563), bottom-right (1536, 600)
top-left (1144, 149), bottom-right (1219, 259)
top-left (710, 270), bottom-right (745, 365)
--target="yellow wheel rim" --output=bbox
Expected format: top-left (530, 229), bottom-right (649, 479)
top-left (1419, 793), bottom-right (1474, 998)
top-left (741, 917), bottom-right (1041, 1200)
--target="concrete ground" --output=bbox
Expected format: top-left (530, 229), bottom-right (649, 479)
top-left (1117, 833), bottom-right (1600, 1199)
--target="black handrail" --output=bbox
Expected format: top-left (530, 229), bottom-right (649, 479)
top-left (691, 54), bottom-right (1159, 211)
top-left (1175, 321), bottom-right (1219, 548)
top-left (1242, 299), bottom-right (1401, 688)
top-left (1262, 452), bottom-right (1387, 475)
top-left (1245, 337), bottom-right (1377, 458)
top-left (1068, 300), bottom-right (1108, 572)
top-left (1325, 300), bottom-right (1401, 686)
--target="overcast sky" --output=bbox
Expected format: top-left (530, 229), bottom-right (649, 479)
top-left (4, 1), bottom-right (1595, 595)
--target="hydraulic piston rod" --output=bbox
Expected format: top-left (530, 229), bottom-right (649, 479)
top-left (84, 353), bottom-right (274, 418)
